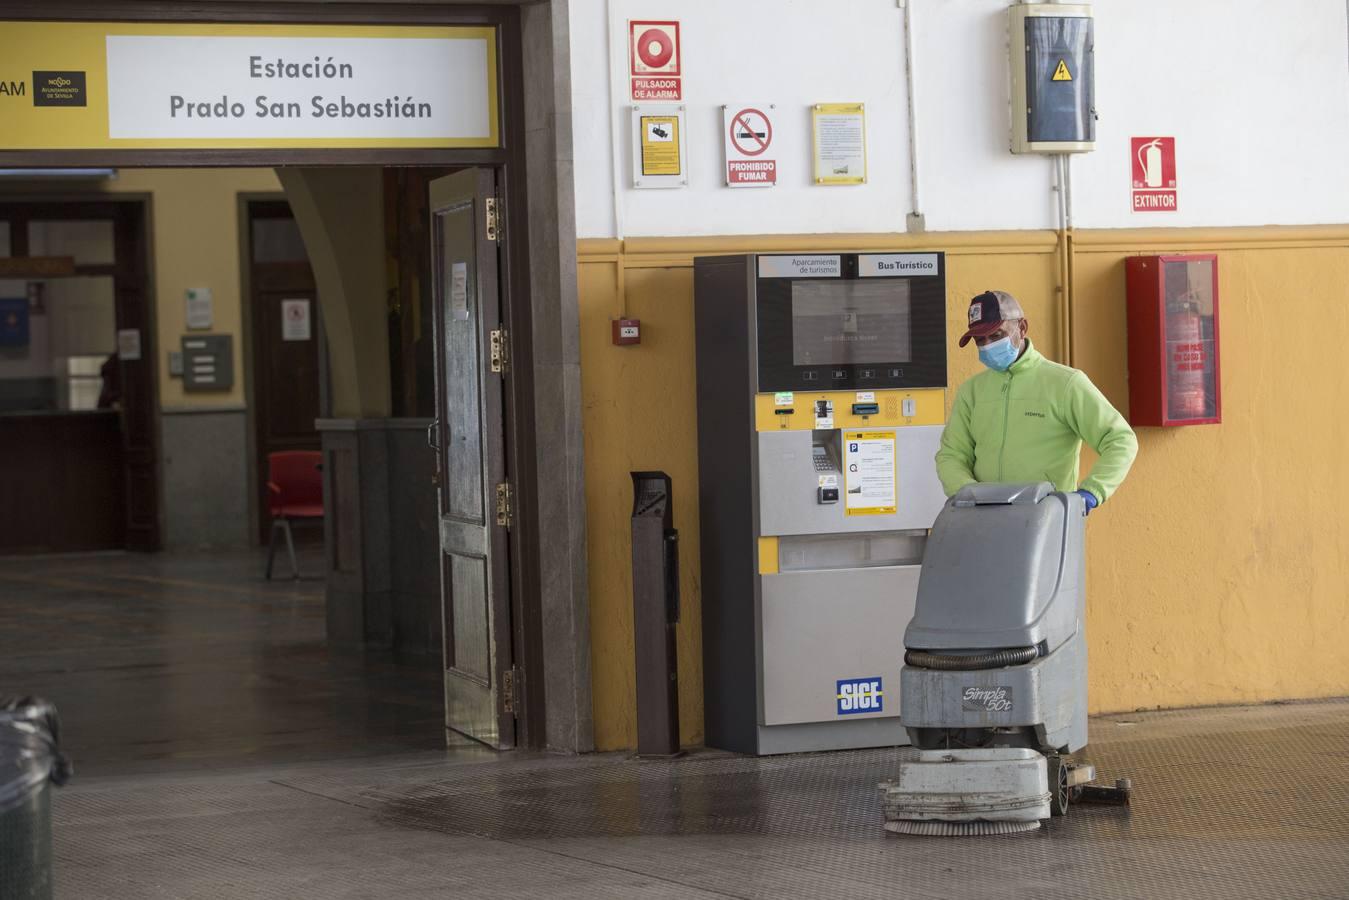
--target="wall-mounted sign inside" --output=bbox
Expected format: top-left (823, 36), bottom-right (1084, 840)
top-left (117, 328), bottom-right (142, 361)
top-left (631, 104), bottom-right (688, 189)
top-left (813, 103), bottom-right (867, 185)
top-left (629, 20), bottom-right (681, 101)
top-left (1131, 136), bottom-right (1177, 212)
top-left (0, 22), bottom-right (500, 150)
top-left (185, 287), bottom-right (213, 330)
top-left (0, 298), bottom-right (30, 348)
top-left (723, 105), bottom-right (776, 188)
top-left (281, 298), bottom-right (312, 341)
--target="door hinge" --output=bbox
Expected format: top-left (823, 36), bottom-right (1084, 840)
top-left (485, 196), bottom-right (501, 242)
top-left (489, 327), bottom-right (510, 374)
top-left (495, 481), bottom-right (513, 529)
top-left (502, 666), bottom-right (519, 716)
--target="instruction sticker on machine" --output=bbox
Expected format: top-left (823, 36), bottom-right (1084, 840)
top-left (843, 431), bottom-right (896, 516)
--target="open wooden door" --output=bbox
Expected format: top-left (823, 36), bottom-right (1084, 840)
top-left (428, 168), bottom-right (515, 749)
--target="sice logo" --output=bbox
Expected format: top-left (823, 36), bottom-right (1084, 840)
top-left (836, 677), bottom-right (883, 715)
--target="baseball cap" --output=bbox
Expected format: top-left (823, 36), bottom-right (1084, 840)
top-left (958, 290), bottom-right (1025, 347)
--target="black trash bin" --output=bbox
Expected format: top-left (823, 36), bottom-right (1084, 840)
top-left (0, 698), bottom-right (72, 900)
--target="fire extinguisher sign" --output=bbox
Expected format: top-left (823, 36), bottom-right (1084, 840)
top-left (1131, 136), bottom-right (1177, 212)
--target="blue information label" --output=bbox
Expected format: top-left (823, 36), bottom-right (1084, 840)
top-left (836, 677), bottom-right (883, 716)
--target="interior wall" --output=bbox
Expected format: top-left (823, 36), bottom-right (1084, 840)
top-left (276, 167), bottom-right (390, 419)
top-left (578, 225), bottom-right (1349, 751)
top-left (129, 168), bottom-right (276, 547)
top-left (139, 169), bottom-right (282, 409)
top-left (2, 169), bottom-right (280, 548)
top-left (0, 169), bottom-right (282, 408)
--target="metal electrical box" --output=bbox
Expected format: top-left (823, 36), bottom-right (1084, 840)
top-left (1125, 254), bottom-right (1222, 426)
top-left (694, 252), bottom-right (949, 755)
top-left (1009, 3), bottom-right (1095, 154)
top-left (181, 334), bottom-right (233, 391)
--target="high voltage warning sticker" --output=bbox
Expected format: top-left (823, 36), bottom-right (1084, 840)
top-left (1052, 59), bottom-right (1073, 81)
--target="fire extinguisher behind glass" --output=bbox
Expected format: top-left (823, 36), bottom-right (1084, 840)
top-left (1165, 291), bottom-right (1206, 421)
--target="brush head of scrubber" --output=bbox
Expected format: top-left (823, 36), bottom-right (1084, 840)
top-left (884, 819), bottom-right (1040, 837)
top-left (879, 748), bottom-right (1051, 835)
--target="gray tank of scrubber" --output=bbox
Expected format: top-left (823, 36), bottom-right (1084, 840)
top-left (899, 482), bottom-right (1087, 755)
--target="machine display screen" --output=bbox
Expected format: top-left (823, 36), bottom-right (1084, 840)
top-left (753, 251), bottom-right (947, 392)
top-left (791, 281), bottom-right (912, 366)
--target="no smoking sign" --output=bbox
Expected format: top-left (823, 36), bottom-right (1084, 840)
top-left (723, 105), bottom-right (776, 187)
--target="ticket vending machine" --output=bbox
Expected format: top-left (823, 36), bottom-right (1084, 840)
top-left (694, 252), bottom-right (949, 755)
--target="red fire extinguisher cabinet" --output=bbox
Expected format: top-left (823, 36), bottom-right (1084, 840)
top-left (1125, 254), bottom-right (1222, 426)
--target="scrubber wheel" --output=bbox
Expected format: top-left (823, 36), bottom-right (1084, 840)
top-left (1047, 756), bottom-right (1070, 817)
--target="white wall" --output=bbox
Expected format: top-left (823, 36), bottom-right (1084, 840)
top-left (571, 0), bottom-right (1349, 238)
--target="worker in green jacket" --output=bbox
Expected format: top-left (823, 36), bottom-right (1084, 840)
top-left (935, 290), bottom-right (1138, 514)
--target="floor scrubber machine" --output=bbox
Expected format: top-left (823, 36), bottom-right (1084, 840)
top-left (880, 482), bottom-right (1131, 835)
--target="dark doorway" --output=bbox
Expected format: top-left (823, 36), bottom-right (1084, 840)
top-left (384, 166), bottom-right (455, 419)
top-left (0, 0), bottom-right (575, 751)
top-left (244, 198), bottom-right (324, 545)
top-left (0, 198), bottom-right (158, 554)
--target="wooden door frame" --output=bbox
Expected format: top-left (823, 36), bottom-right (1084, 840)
top-left (238, 192), bottom-right (330, 545)
top-left (0, 0), bottom-right (584, 750)
top-left (0, 193), bottom-right (160, 551)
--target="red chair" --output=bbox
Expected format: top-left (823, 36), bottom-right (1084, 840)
top-left (265, 450), bottom-right (324, 580)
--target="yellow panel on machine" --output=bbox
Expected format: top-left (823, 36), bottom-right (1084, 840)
top-left (754, 388), bottom-right (945, 431)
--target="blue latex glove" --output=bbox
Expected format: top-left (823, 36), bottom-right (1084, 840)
top-left (1076, 489), bottom-right (1099, 515)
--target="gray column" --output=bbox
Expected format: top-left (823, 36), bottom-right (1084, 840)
top-left (521, 0), bottom-right (593, 753)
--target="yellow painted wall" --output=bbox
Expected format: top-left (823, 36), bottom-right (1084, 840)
top-left (132, 169), bottom-right (282, 410)
top-left (578, 225), bottom-right (1349, 751)
top-left (4, 168), bottom-right (283, 410)
top-left (1070, 227), bottom-right (1349, 710)
top-left (275, 167), bottom-right (389, 418)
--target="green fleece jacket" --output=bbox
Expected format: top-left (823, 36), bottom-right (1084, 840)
top-left (935, 340), bottom-right (1138, 503)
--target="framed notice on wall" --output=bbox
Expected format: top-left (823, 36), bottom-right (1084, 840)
top-left (630, 104), bottom-right (688, 189)
top-left (281, 298), bottom-right (311, 341)
top-left (812, 103), bottom-right (867, 185)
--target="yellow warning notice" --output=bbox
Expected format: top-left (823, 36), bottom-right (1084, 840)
top-left (1052, 59), bottom-right (1073, 81)
top-left (640, 116), bottom-right (681, 176)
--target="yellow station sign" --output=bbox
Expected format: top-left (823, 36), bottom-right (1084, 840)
top-left (0, 22), bottom-right (500, 150)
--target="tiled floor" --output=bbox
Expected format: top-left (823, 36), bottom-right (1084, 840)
top-left (3, 552), bottom-right (1347, 899)
top-left (0, 549), bottom-right (444, 776)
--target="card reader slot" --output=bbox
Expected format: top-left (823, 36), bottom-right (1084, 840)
top-left (852, 402), bottom-right (880, 416)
